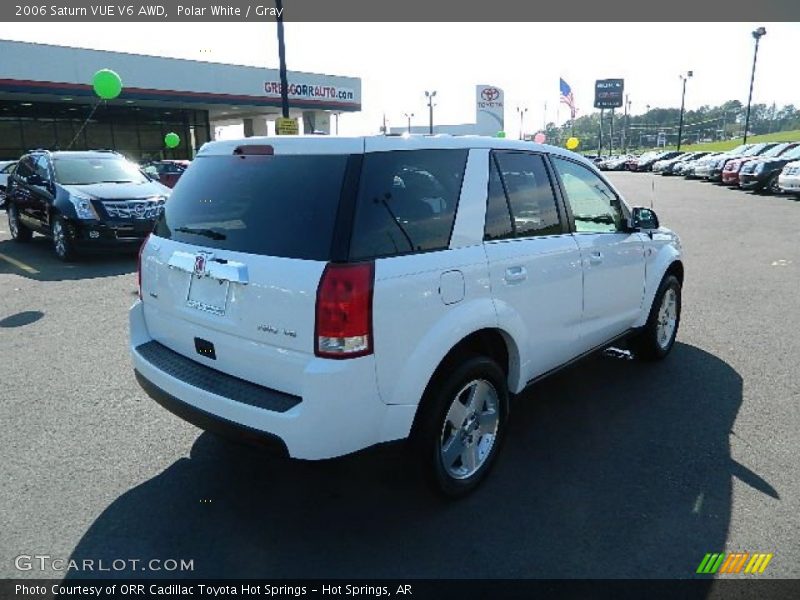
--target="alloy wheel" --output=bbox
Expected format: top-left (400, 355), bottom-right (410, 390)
top-left (439, 379), bottom-right (500, 480)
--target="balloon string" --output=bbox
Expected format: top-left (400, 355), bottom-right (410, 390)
top-left (66, 99), bottom-right (103, 150)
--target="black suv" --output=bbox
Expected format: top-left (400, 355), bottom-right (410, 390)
top-left (6, 150), bottom-right (171, 261)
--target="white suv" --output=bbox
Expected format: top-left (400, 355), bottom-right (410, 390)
top-left (130, 135), bottom-right (683, 496)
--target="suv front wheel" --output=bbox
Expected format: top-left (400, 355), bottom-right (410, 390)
top-left (8, 203), bottom-right (33, 243)
top-left (52, 215), bottom-right (77, 261)
top-left (631, 274), bottom-right (682, 360)
top-left (413, 355), bottom-right (509, 497)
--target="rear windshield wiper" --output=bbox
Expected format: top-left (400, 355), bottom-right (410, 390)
top-left (174, 227), bottom-right (227, 240)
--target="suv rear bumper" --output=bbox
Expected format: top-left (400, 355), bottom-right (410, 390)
top-left (129, 300), bottom-right (416, 460)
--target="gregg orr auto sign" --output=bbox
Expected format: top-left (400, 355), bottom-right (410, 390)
top-left (264, 81), bottom-right (356, 104)
top-left (594, 79), bottom-right (624, 109)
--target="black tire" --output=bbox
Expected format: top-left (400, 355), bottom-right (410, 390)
top-left (631, 274), bottom-right (681, 361)
top-left (51, 214), bottom-right (77, 262)
top-left (411, 355), bottom-right (509, 497)
top-left (759, 173), bottom-right (780, 196)
top-left (7, 203), bottom-right (32, 242)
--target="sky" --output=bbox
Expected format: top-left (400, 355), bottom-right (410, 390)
top-left (1, 22), bottom-right (798, 138)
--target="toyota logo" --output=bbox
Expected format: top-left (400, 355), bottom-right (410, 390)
top-left (481, 87), bottom-right (500, 102)
top-left (133, 203), bottom-right (147, 218)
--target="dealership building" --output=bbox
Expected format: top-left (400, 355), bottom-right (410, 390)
top-left (0, 40), bottom-right (362, 161)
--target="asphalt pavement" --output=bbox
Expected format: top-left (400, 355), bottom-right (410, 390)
top-left (0, 173), bottom-right (798, 579)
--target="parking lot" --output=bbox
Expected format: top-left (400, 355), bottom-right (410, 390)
top-left (1, 172), bottom-right (798, 579)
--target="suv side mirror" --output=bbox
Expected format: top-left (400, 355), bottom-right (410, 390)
top-left (630, 206), bottom-right (660, 231)
top-left (27, 174), bottom-right (45, 187)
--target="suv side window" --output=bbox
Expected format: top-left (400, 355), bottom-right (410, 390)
top-left (484, 158), bottom-right (513, 240)
top-left (15, 156), bottom-right (35, 182)
top-left (490, 151), bottom-right (562, 238)
top-left (33, 156), bottom-right (51, 182)
top-left (552, 157), bottom-right (624, 233)
top-left (349, 149), bottom-right (468, 260)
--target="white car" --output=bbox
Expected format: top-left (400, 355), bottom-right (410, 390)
top-left (778, 161), bottom-right (800, 196)
top-left (0, 160), bottom-right (17, 208)
top-left (130, 135), bottom-right (684, 496)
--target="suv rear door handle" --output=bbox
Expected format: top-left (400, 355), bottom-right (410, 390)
top-left (504, 266), bottom-right (527, 283)
top-left (589, 252), bottom-right (603, 265)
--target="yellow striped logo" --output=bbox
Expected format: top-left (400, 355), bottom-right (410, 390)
top-left (697, 552), bottom-right (773, 574)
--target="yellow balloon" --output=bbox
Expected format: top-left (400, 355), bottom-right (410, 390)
top-left (566, 137), bottom-right (580, 150)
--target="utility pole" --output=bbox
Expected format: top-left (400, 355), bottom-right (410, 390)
top-left (623, 95), bottom-right (631, 153)
top-left (274, 0), bottom-right (290, 119)
top-left (425, 90), bottom-right (437, 134)
top-left (744, 27), bottom-right (767, 143)
top-left (677, 71), bottom-right (693, 151)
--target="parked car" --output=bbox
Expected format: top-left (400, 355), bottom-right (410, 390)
top-left (681, 152), bottom-right (725, 178)
top-left (777, 161), bottom-right (800, 197)
top-left (131, 135), bottom-right (684, 496)
top-left (631, 151), bottom-right (683, 172)
top-left (625, 152), bottom-right (656, 172)
top-left (721, 143), bottom-right (798, 186)
top-left (707, 143), bottom-right (778, 182)
top-left (658, 152), bottom-right (710, 176)
top-left (6, 150), bottom-right (171, 261)
top-left (693, 145), bottom-right (753, 180)
top-left (739, 145), bottom-right (800, 193)
top-left (600, 155), bottom-right (634, 171)
top-left (0, 160), bottom-right (17, 208)
top-left (141, 159), bottom-right (190, 188)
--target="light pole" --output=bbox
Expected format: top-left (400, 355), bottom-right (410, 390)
top-left (677, 71), bottom-right (693, 151)
top-left (623, 95), bottom-right (631, 153)
top-left (645, 104), bottom-right (651, 147)
top-left (274, 0), bottom-right (290, 119)
top-left (424, 91), bottom-right (437, 134)
top-left (743, 27), bottom-right (767, 143)
top-left (516, 106), bottom-right (528, 140)
top-left (403, 112), bottom-right (414, 134)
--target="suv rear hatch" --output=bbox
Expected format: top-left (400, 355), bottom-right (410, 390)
top-left (139, 138), bottom-right (363, 396)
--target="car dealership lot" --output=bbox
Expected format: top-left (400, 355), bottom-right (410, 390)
top-left (1, 173), bottom-right (798, 579)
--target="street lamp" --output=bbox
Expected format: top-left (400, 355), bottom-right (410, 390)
top-left (516, 106), bottom-right (528, 140)
top-left (743, 27), bottom-right (767, 143)
top-left (677, 71), bottom-right (693, 151)
top-left (424, 90), bottom-right (437, 134)
top-left (403, 112), bottom-right (414, 134)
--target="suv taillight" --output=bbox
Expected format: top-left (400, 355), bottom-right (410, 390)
top-left (138, 234), bottom-right (150, 299)
top-left (315, 262), bottom-right (374, 359)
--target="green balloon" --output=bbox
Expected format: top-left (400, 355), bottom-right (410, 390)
top-left (496, 131), bottom-right (506, 138)
top-left (92, 69), bottom-right (122, 100)
top-left (164, 132), bottom-right (181, 148)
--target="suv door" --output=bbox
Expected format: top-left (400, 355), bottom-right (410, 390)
top-left (9, 156), bottom-right (41, 231)
top-left (484, 151), bottom-right (583, 380)
top-left (29, 155), bottom-right (55, 228)
top-left (550, 156), bottom-right (645, 349)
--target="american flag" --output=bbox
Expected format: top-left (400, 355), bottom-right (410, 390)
top-left (560, 78), bottom-right (577, 119)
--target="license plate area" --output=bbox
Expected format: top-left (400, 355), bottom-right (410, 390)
top-left (186, 274), bottom-right (230, 316)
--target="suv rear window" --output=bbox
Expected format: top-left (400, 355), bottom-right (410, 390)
top-left (154, 154), bottom-right (349, 261)
top-left (348, 149), bottom-right (468, 260)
